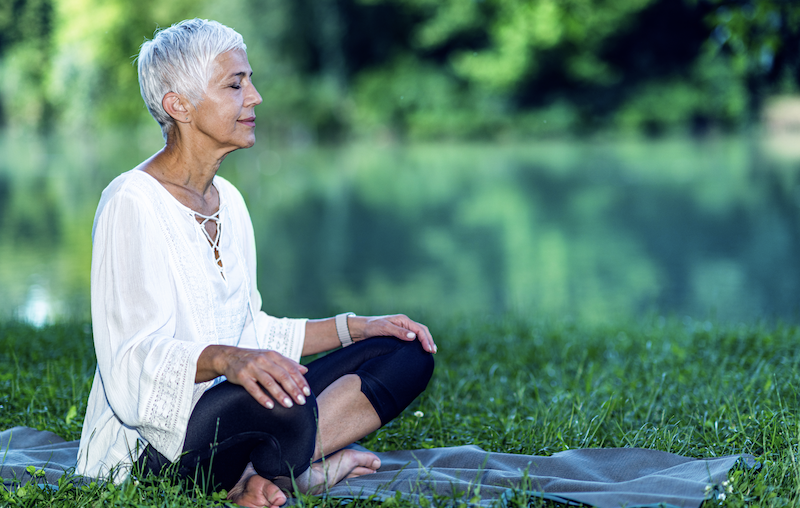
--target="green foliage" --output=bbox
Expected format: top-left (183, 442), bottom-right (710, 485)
top-left (401, 0), bottom-right (655, 91)
top-left (614, 54), bottom-right (748, 134)
top-left (0, 0), bottom-right (52, 57)
top-left (705, 0), bottom-right (800, 103)
top-left (0, 0), bottom-right (797, 138)
top-left (0, 0), bottom-right (53, 128)
top-left (45, 0), bottom-right (207, 130)
top-left (352, 57), bottom-right (470, 139)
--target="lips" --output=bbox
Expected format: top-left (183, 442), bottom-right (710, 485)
top-left (239, 116), bottom-right (256, 126)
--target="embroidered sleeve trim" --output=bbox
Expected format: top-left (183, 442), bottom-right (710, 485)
top-left (129, 176), bottom-right (217, 459)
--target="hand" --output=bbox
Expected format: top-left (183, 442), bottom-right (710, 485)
top-left (201, 346), bottom-right (311, 409)
top-left (350, 314), bottom-right (437, 354)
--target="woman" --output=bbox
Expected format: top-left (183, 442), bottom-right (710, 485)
top-left (76, 18), bottom-right (436, 508)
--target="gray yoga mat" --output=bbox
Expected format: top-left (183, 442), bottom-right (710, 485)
top-left (1, 426), bottom-right (754, 508)
top-left (320, 444), bottom-right (753, 508)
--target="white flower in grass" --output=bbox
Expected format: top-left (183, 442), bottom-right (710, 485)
top-left (704, 485), bottom-right (713, 495)
top-left (414, 411), bottom-right (424, 418)
top-left (717, 492), bottom-right (726, 501)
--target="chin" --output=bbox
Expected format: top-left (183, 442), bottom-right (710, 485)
top-left (236, 136), bottom-right (257, 150)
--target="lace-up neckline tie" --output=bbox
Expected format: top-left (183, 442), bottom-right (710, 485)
top-left (194, 206), bottom-right (226, 276)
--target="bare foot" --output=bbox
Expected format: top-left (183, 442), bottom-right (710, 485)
top-left (295, 449), bottom-right (381, 494)
top-left (227, 462), bottom-right (287, 508)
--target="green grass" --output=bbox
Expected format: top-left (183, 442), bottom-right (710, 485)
top-left (1, 314), bottom-right (799, 506)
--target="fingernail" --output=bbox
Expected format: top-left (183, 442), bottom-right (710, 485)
top-left (406, 332), bottom-right (416, 339)
top-left (265, 400), bottom-right (274, 409)
top-left (433, 345), bottom-right (438, 353)
top-left (284, 398), bottom-right (293, 407)
top-left (303, 387), bottom-right (311, 397)
top-left (298, 394), bottom-right (306, 405)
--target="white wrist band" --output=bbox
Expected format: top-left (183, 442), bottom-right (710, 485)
top-left (335, 312), bottom-right (356, 347)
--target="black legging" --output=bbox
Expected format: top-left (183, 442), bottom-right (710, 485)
top-left (137, 337), bottom-right (434, 491)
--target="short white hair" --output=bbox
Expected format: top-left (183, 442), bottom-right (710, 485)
top-left (137, 19), bottom-right (247, 140)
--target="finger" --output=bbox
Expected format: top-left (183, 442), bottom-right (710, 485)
top-left (362, 316), bottom-right (411, 343)
top-left (385, 321), bottom-right (419, 342)
top-left (278, 366), bottom-right (311, 404)
top-left (241, 378), bottom-right (276, 409)
top-left (415, 322), bottom-right (437, 354)
top-left (288, 360), bottom-right (311, 397)
top-left (400, 319), bottom-right (437, 354)
top-left (253, 369), bottom-right (296, 408)
top-left (225, 349), bottom-right (311, 407)
top-left (270, 355), bottom-right (312, 401)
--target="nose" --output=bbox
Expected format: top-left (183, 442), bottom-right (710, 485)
top-left (246, 80), bottom-right (263, 107)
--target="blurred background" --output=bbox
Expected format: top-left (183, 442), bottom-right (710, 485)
top-left (0, 0), bottom-right (799, 325)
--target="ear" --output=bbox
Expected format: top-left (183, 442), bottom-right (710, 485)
top-left (162, 92), bottom-right (192, 124)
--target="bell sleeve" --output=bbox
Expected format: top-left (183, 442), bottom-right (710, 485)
top-left (90, 186), bottom-right (209, 461)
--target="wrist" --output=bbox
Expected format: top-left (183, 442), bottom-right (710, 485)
top-left (335, 312), bottom-right (356, 347)
top-left (210, 345), bottom-right (233, 377)
top-left (348, 315), bottom-right (367, 342)
top-left (197, 344), bottom-right (230, 383)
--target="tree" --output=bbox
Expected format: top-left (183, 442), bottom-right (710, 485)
top-left (0, 0), bottom-right (54, 127)
top-left (704, 0), bottom-right (800, 116)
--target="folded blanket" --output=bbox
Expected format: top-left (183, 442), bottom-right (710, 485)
top-left (1, 427), bottom-right (754, 508)
top-left (0, 427), bottom-right (90, 487)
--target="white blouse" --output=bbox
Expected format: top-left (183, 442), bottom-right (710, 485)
top-left (76, 169), bottom-right (307, 481)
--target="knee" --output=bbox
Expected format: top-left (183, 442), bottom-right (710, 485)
top-left (356, 340), bottom-right (434, 425)
top-left (249, 397), bottom-right (318, 478)
top-left (266, 394), bottom-right (319, 436)
top-left (400, 339), bottom-right (435, 386)
top-left (224, 383), bottom-right (319, 442)
top-left (206, 382), bottom-right (318, 425)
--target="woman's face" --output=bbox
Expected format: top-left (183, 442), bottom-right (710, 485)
top-left (191, 48), bottom-right (262, 152)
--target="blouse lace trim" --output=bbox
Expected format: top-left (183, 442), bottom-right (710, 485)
top-left (194, 205), bottom-right (227, 277)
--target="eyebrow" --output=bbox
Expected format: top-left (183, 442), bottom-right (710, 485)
top-left (227, 71), bottom-right (253, 79)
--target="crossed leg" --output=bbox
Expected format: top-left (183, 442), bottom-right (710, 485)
top-left (226, 337), bottom-right (434, 507)
top-left (296, 373), bottom-right (382, 493)
top-left (228, 374), bottom-right (381, 507)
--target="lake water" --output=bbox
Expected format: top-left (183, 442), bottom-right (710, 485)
top-left (2, 129), bottom-right (799, 325)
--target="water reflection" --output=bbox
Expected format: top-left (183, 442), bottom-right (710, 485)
top-left (19, 280), bottom-right (54, 327)
top-left (1, 130), bottom-right (798, 324)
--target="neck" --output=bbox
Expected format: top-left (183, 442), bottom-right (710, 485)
top-left (141, 131), bottom-right (231, 214)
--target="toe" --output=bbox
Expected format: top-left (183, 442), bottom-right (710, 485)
top-left (347, 466), bottom-right (378, 477)
top-left (263, 481), bottom-right (287, 507)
